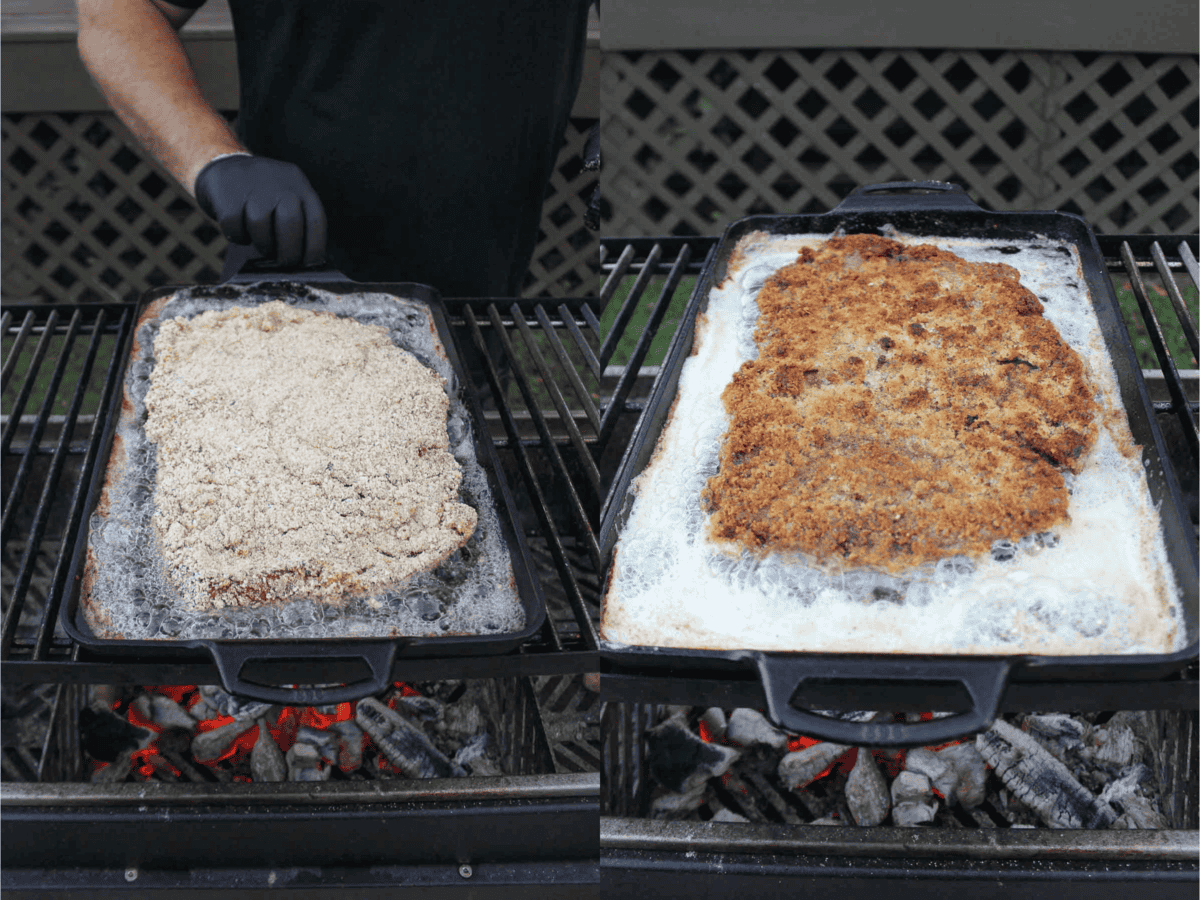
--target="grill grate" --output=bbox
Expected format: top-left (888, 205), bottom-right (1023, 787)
top-left (1110, 236), bottom-right (1200, 457)
top-left (0, 240), bottom-right (709, 685)
top-left (1, 304), bottom-right (133, 661)
top-left (2, 234), bottom-right (1194, 697)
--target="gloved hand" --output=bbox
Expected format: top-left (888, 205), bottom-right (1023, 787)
top-left (194, 154), bottom-right (327, 269)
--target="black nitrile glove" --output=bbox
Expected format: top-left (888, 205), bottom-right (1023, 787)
top-left (194, 154), bottom-right (327, 269)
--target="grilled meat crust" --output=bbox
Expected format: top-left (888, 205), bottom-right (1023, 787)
top-left (702, 233), bottom-right (1098, 571)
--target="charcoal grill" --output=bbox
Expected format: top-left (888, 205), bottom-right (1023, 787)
top-left (1, 277), bottom-right (644, 892)
top-left (3, 226), bottom-right (1197, 894)
top-left (594, 230), bottom-right (1198, 898)
top-left (3, 674), bottom-right (599, 894)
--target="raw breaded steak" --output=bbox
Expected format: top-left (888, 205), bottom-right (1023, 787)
top-left (144, 301), bottom-right (476, 609)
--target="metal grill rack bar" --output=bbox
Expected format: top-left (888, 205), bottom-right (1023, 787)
top-left (598, 232), bottom-right (1200, 714)
top-left (1, 304), bottom-right (133, 666)
top-left (1112, 236), bottom-right (1200, 456)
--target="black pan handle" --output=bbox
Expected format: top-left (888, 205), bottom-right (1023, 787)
top-left (208, 640), bottom-right (399, 705)
top-left (833, 180), bottom-right (981, 213)
top-left (222, 244), bottom-right (351, 284)
top-left (752, 654), bottom-right (1010, 748)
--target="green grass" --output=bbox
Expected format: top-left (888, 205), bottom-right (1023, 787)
top-left (1113, 278), bottom-right (1198, 371)
top-left (1, 329), bottom-right (117, 423)
top-left (595, 274), bottom-right (697, 369)
top-left (491, 275), bottom-right (697, 417)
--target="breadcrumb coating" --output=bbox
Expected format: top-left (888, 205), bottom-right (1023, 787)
top-left (702, 234), bottom-right (1097, 571)
top-left (144, 301), bottom-right (476, 608)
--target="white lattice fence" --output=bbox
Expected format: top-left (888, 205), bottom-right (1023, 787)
top-left (2, 112), bottom-right (224, 305)
top-left (525, 118), bottom-right (603, 297)
top-left (601, 49), bottom-right (1198, 236)
top-left (2, 113), bottom-right (601, 304)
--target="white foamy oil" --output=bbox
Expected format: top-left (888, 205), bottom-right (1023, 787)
top-left (602, 231), bottom-right (1185, 656)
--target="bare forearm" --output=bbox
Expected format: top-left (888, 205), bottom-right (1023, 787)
top-left (76, 0), bottom-right (245, 195)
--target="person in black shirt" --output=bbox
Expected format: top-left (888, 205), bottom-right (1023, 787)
top-left (77, 0), bottom-right (590, 296)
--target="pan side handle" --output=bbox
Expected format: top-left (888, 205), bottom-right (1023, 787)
top-left (750, 653), bottom-right (1010, 748)
top-left (222, 245), bottom-right (351, 284)
top-left (207, 640), bottom-right (401, 704)
top-left (833, 181), bottom-right (981, 214)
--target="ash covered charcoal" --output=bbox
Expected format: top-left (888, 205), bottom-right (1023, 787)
top-left (891, 770), bottom-right (938, 826)
top-left (155, 728), bottom-right (212, 783)
top-left (892, 805), bottom-right (937, 827)
top-left (646, 712), bottom-right (740, 796)
top-left (191, 716), bottom-right (258, 763)
top-left (451, 732), bottom-right (486, 766)
top-left (777, 742), bottom-right (849, 791)
top-left (452, 732), bottom-right (500, 776)
top-left (809, 814), bottom-right (846, 826)
top-left (1026, 711), bottom-right (1162, 811)
top-left (92, 749), bottom-right (135, 784)
top-left (892, 771), bottom-right (935, 805)
top-left (651, 785), bottom-right (710, 820)
top-left (193, 686), bottom-right (271, 722)
top-left (977, 719), bottom-right (1117, 828)
top-left (1093, 719), bottom-right (1138, 768)
top-left (725, 709), bottom-right (789, 751)
top-left (189, 697), bottom-right (217, 721)
top-left (1110, 796), bottom-right (1168, 829)
top-left (903, 748), bottom-right (953, 800)
top-left (132, 693), bottom-right (196, 731)
top-left (287, 741), bottom-right (330, 782)
top-left (845, 750), bottom-right (890, 826)
top-left (1024, 713), bottom-right (1090, 768)
top-left (936, 743), bottom-right (987, 809)
top-left (296, 725), bottom-right (340, 762)
top-left (332, 720), bottom-right (364, 771)
top-left (441, 697), bottom-right (485, 739)
top-left (1099, 764), bottom-right (1168, 829)
top-left (395, 694), bottom-right (444, 723)
top-left (903, 743), bottom-right (987, 809)
top-left (356, 697), bottom-right (465, 779)
top-left (251, 718), bottom-right (287, 783)
top-left (411, 680), bottom-right (465, 704)
top-left (699, 707), bottom-right (728, 743)
top-left (991, 785), bottom-right (1042, 828)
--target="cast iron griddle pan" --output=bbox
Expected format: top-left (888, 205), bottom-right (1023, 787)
top-left (598, 182), bottom-right (1198, 747)
top-left (62, 278), bottom-right (545, 705)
